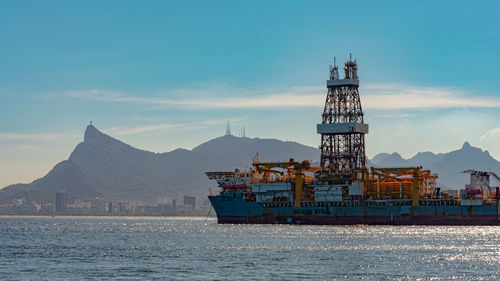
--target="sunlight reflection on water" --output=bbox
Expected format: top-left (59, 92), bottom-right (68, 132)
top-left (0, 216), bottom-right (498, 280)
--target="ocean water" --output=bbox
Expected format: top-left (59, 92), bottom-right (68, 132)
top-left (0, 216), bottom-right (498, 280)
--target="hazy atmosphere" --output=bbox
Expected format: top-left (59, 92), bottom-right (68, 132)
top-left (1, 0), bottom-right (499, 188)
top-left (2, 2), bottom-right (500, 280)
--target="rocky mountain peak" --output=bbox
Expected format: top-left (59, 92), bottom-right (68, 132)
top-left (82, 125), bottom-right (130, 149)
top-left (391, 152), bottom-right (402, 158)
top-left (462, 141), bottom-right (472, 150)
top-left (84, 125), bottom-right (103, 142)
top-left (371, 152), bottom-right (412, 167)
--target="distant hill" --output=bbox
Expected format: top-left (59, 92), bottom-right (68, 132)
top-left (2, 126), bottom-right (500, 206)
top-left (370, 152), bottom-right (413, 168)
top-left (409, 151), bottom-right (445, 167)
top-left (370, 142), bottom-right (500, 189)
top-left (0, 125), bottom-right (320, 204)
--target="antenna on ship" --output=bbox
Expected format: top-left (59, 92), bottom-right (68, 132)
top-left (330, 56), bottom-right (339, 80)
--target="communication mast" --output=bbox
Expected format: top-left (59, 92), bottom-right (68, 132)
top-left (317, 55), bottom-right (368, 183)
top-left (226, 120), bottom-right (232, 136)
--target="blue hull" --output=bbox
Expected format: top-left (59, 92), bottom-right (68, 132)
top-left (209, 195), bottom-right (500, 225)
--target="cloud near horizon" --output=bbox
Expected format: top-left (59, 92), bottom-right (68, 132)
top-left (106, 124), bottom-right (180, 136)
top-left (480, 128), bottom-right (500, 140)
top-left (105, 118), bottom-right (245, 136)
top-left (66, 83), bottom-right (500, 110)
top-left (0, 133), bottom-right (75, 141)
top-left (0, 118), bottom-right (246, 140)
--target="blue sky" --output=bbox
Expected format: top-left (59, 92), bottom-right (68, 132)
top-left (1, 0), bottom-right (499, 188)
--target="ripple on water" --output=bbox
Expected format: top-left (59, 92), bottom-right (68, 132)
top-left (0, 216), bottom-right (499, 280)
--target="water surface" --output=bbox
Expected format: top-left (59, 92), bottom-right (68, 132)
top-left (0, 216), bottom-right (498, 280)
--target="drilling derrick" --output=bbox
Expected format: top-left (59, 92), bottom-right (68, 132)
top-left (317, 55), bottom-right (368, 183)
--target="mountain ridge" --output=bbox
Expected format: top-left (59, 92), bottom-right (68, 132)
top-left (0, 125), bottom-right (320, 204)
top-left (371, 141), bottom-right (500, 188)
top-left (2, 126), bottom-right (500, 206)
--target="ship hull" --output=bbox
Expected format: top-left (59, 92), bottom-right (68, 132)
top-left (209, 196), bottom-right (500, 225)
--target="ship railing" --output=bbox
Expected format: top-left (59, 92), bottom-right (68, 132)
top-left (419, 199), bottom-right (460, 206)
top-left (259, 199), bottom-right (461, 208)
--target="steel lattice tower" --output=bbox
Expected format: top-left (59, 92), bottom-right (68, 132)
top-left (317, 55), bottom-right (368, 182)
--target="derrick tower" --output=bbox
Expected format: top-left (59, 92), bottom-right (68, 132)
top-left (317, 55), bottom-right (368, 183)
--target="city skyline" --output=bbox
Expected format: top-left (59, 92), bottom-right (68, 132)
top-left (1, 0), bottom-right (499, 188)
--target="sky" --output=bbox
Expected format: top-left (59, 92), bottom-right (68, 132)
top-left (1, 0), bottom-right (499, 188)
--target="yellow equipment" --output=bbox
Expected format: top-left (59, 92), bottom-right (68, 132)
top-left (367, 167), bottom-right (437, 206)
top-left (253, 158), bottom-right (316, 207)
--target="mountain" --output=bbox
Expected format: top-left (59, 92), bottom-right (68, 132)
top-left (371, 152), bottom-right (413, 167)
top-left (409, 151), bottom-right (445, 167)
top-left (370, 153), bottom-right (392, 164)
top-left (0, 125), bottom-right (320, 204)
top-left (2, 126), bottom-right (500, 206)
top-left (420, 142), bottom-right (500, 189)
top-left (370, 142), bottom-right (500, 189)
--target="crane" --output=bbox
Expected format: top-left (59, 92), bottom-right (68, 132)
top-left (462, 170), bottom-right (493, 199)
top-left (487, 171), bottom-right (500, 185)
top-left (370, 167), bottom-right (424, 206)
top-left (489, 172), bottom-right (500, 198)
top-left (253, 158), bottom-right (315, 207)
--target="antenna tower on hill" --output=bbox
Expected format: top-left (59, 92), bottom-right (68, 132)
top-left (239, 125), bottom-right (247, 138)
top-left (226, 120), bottom-right (231, 136)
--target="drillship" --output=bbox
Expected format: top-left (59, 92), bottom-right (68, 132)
top-left (207, 56), bottom-right (500, 225)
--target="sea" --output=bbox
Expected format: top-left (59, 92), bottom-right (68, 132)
top-left (0, 216), bottom-right (498, 280)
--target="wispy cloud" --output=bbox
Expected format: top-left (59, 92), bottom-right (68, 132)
top-left (106, 124), bottom-right (180, 136)
top-left (66, 87), bottom-right (325, 109)
top-left (10, 144), bottom-right (47, 152)
top-left (480, 128), bottom-right (500, 140)
top-left (128, 115), bottom-right (161, 122)
top-left (104, 118), bottom-right (245, 136)
top-left (0, 133), bottom-right (73, 141)
top-left (371, 112), bottom-right (416, 119)
top-left (65, 83), bottom-right (500, 110)
top-left (362, 83), bottom-right (500, 110)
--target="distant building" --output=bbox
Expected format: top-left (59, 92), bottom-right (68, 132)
top-left (184, 196), bottom-right (196, 210)
top-left (172, 199), bottom-right (177, 211)
top-left (68, 199), bottom-right (91, 209)
top-left (107, 202), bottom-right (113, 214)
top-left (55, 192), bottom-right (67, 213)
top-left (14, 198), bottom-right (25, 207)
top-left (118, 202), bottom-right (127, 213)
